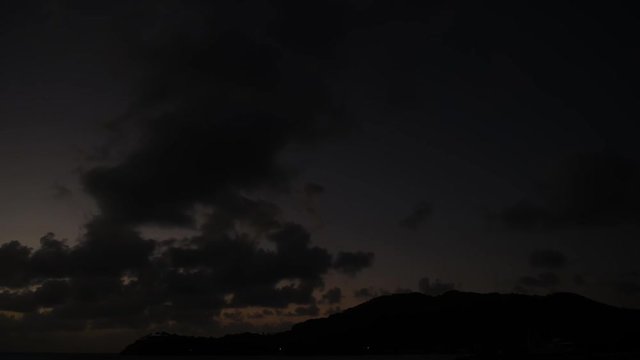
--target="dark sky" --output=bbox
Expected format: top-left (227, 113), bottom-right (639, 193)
top-left (1, 0), bottom-right (640, 353)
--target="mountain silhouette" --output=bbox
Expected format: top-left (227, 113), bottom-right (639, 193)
top-left (121, 291), bottom-right (640, 357)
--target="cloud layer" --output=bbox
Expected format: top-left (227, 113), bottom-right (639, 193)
top-left (1, 1), bottom-right (376, 349)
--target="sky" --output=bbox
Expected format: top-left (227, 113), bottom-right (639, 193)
top-left (1, 0), bottom-right (640, 353)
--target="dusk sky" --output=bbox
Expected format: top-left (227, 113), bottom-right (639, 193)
top-left (1, 0), bottom-right (640, 353)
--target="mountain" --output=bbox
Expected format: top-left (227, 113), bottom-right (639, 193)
top-left (121, 291), bottom-right (640, 356)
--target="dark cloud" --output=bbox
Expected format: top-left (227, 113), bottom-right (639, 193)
top-left (320, 287), bottom-right (342, 305)
top-left (324, 306), bottom-right (341, 316)
top-left (73, 219), bottom-right (155, 277)
top-left (398, 201), bottom-right (432, 230)
top-left (529, 249), bottom-right (567, 269)
top-left (353, 287), bottom-right (390, 300)
top-left (29, 233), bottom-right (71, 279)
top-left (289, 304), bottom-right (320, 317)
top-left (247, 312), bottom-right (265, 320)
top-left (353, 287), bottom-right (375, 299)
top-left (418, 277), bottom-right (455, 296)
top-left (262, 309), bottom-right (275, 316)
top-left (0, 4), bottom-right (471, 345)
top-left (503, 153), bottom-right (640, 229)
top-left (518, 272), bottom-right (560, 289)
top-left (163, 222), bottom-right (335, 312)
top-left (0, 241), bottom-right (31, 288)
top-left (2, 2), bottom-right (640, 352)
top-left (0, 218), bottom-right (369, 335)
top-left (245, 308), bottom-right (277, 320)
top-left (333, 251), bottom-right (374, 276)
top-left (83, 113), bottom-right (310, 227)
top-left (304, 182), bottom-right (325, 197)
top-left (573, 274), bottom-right (586, 286)
top-left (34, 280), bottom-right (71, 307)
top-left (0, 291), bottom-right (38, 313)
top-left (0, 0), bottom-right (379, 342)
top-left (222, 310), bottom-right (244, 322)
top-left (0, 279), bottom-right (71, 314)
top-left (82, 2), bottom-right (351, 229)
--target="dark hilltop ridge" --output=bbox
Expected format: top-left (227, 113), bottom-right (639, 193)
top-left (121, 291), bottom-right (640, 357)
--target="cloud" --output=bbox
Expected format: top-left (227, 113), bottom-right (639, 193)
top-left (304, 182), bottom-right (325, 197)
top-left (418, 277), bottom-right (455, 296)
top-left (0, 241), bottom-right (32, 288)
top-left (0, 0), bottom-right (474, 350)
top-left (81, 2), bottom-right (356, 229)
top-left (529, 249), bottom-right (567, 269)
top-left (502, 153), bottom-right (640, 229)
top-left (0, 217), bottom-right (371, 336)
top-left (289, 304), bottom-right (320, 317)
top-left (398, 201), bottom-right (432, 230)
top-left (0, 291), bottom-right (37, 313)
top-left (324, 306), bottom-right (341, 316)
top-left (20, 2), bottom-right (372, 334)
top-left (353, 287), bottom-right (391, 300)
top-left (29, 233), bottom-right (72, 279)
top-left (221, 310), bottom-right (244, 322)
top-left (246, 311), bottom-right (265, 320)
top-left (320, 287), bottom-right (342, 305)
top-left (518, 272), bottom-right (560, 289)
top-left (82, 113), bottom-right (313, 227)
top-left (0, 1), bottom-right (380, 343)
top-left (73, 219), bottom-right (155, 277)
top-left (353, 287), bottom-right (376, 299)
top-left (333, 251), bottom-right (375, 276)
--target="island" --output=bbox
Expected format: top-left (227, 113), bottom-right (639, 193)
top-left (122, 291), bottom-right (640, 357)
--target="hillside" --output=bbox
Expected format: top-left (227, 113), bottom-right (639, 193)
top-left (121, 291), bottom-right (640, 356)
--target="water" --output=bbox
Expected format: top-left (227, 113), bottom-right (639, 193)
top-left (2, 354), bottom-right (639, 360)
top-left (0, 355), bottom-right (460, 360)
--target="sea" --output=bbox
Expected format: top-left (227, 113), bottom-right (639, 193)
top-left (1, 354), bottom-right (639, 360)
top-left (0, 356), bottom-right (461, 360)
